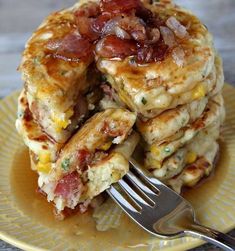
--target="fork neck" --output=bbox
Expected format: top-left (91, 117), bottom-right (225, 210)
top-left (184, 222), bottom-right (235, 251)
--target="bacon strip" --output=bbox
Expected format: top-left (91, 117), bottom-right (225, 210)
top-left (95, 35), bottom-right (137, 58)
top-left (100, 0), bottom-right (141, 14)
top-left (50, 1), bottom-right (189, 64)
top-left (54, 31), bottom-right (93, 62)
top-left (54, 171), bottom-right (84, 198)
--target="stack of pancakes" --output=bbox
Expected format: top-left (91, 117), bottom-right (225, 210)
top-left (16, 0), bottom-right (225, 216)
top-left (96, 3), bottom-right (225, 193)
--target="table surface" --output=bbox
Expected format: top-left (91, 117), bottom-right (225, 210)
top-left (0, 0), bottom-right (234, 250)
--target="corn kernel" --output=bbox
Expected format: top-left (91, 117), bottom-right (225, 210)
top-left (192, 84), bottom-right (206, 100)
top-left (66, 109), bottom-right (74, 119)
top-left (150, 145), bottom-right (160, 156)
top-left (37, 162), bottom-right (51, 174)
top-left (99, 141), bottom-right (112, 151)
top-left (52, 114), bottom-right (70, 131)
top-left (111, 172), bottom-right (122, 182)
top-left (149, 158), bottom-right (161, 169)
top-left (58, 119), bottom-right (70, 129)
top-left (55, 127), bottom-right (61, 133)
top-left (39, 152), bottom-right (51, 164)
top-left (185, 151), bottom-right (197, 164)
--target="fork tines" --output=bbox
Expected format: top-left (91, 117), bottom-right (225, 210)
top-left (107, 158), bottom-right (164, 214)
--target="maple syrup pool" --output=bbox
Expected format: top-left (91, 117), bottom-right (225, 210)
top-left (10, 141), bottom-right (229, 248)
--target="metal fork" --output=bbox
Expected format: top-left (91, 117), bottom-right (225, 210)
top-left (107, 158), bottom-right (235, 251)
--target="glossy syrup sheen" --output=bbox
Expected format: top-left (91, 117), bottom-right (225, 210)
top-left (10, 141), bottom-right (229, 249)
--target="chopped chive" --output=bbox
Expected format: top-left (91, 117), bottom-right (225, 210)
top-left (141, 97), bottom-right (147, 105)
top-left (176, 155), bottom-right (182, 161)
top-left (60, 70), bottom-right (67, 76)
top-left (33, 56), bottom-right (40, 65)
top-left (101, 75), bottom-right (107, 82)
top-left (120, 81), bottom-right (125, 90)
top-left (181, 118), bottom-right (187, 126)
top-left (17, 111), bottom-right (24, 118)
top-left (129, 57), bottom-right (136, 65)
top-left (61, 158), bottom-right (70, 171)
top-left (164, 147), bottom-right (171, 153)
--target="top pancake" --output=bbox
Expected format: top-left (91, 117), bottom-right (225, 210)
top-left (96, 2), bottom-right (215, 118)
top-left (19, 0), bottom-right (217, 141)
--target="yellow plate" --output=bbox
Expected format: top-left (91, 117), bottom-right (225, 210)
top-left (0, 85), bottom-right (235, 251)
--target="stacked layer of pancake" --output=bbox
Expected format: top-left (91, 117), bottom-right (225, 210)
top-left (96, 2), bottom-right (225, 193)
top-left (16, 0), bottom-right (225, 217)
top-left (16, 88), bottom-right (138, 215)
top-left (134, 57), bottom-right (225, 192)
top-left (16, 1), bottom-right (139, 216)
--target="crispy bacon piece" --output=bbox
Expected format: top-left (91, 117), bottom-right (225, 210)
top-left (23, 106), bottom-right (33, 122)
top-left (54, 171), bottom-right (84, 198)
top-left (49, 0), bottom-right (173, 63)
top-left (95, 35), bottom-right (137, 58)
top-left (92, 13), bottom-right (112, 33)
top-left (137, 41), bottom-right (168, 63)
top-left (73, 94), bottom-right (88, 119)
top-left (101, 84), bottom-right (116, 99)
top-left (137, 46), bottom-right (153, 63)
top-left (54, 201), bottom-right (90, 220)
top-left (76, 16), bottom-right (99, 40)
top-left (101, 121), bottom-right (123, 138)
top-left (100, 0), bottom-right (141, 14)
top-left (75, 2), bottom-right (100, 18)
top-left (77, 149), bottom-right (92, 169)
top-left (74, 3), bottom-right (101, 40)
top-left (135, 5), bottom-right (153, 25)
top-left (98, 15), bottom-right (146, 41)
top-left (54, 31), bottom-right (93, 62)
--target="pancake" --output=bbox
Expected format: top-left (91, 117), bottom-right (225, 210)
top-left (166, 140), bottom-right (219, 193)
top-left (96, 1), bottom-right (216, 118)
top-left (19, 3), bottom-right (101, 143)
top-left (144, 94), bottom-right (225, 169)
top-left (151, 122), bottom-right (220, 181)
top-left (137, 96), bottom-right (208, 145)
top-left (55, 108), bottom-right (136, 177)
top-left (35, 109), bottom-right (137, 212)
top-left (30, 132), bottom-right (139, 213)
top-left (16, 89), bottom-right (62, 163)
top-left (210, 55), bottom-right (224, 96)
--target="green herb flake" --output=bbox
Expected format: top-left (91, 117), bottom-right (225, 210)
top-left (61, 158), bottom-right (70, 171)
top-left (176, 155), bottom-right (182, 161)
top-left (181, 118), bottom-right (187, 126)
top-left (17, 111), bottom-right (24, 118)
top-left (164, 147), bottom-right (171, 154)
top-left (101, 75), bottom-right (107, 82)
top-left (60, 70), bottom-right (68, 76)
top-left (33, 56), bottom-right (40, 65)
top-left (141, 97), bottom-right (147, 105)
top-left (129, 57), bottom-right (136, 65)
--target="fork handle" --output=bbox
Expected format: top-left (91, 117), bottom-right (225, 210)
top-left (186, 222), bottom-right (235, 251)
